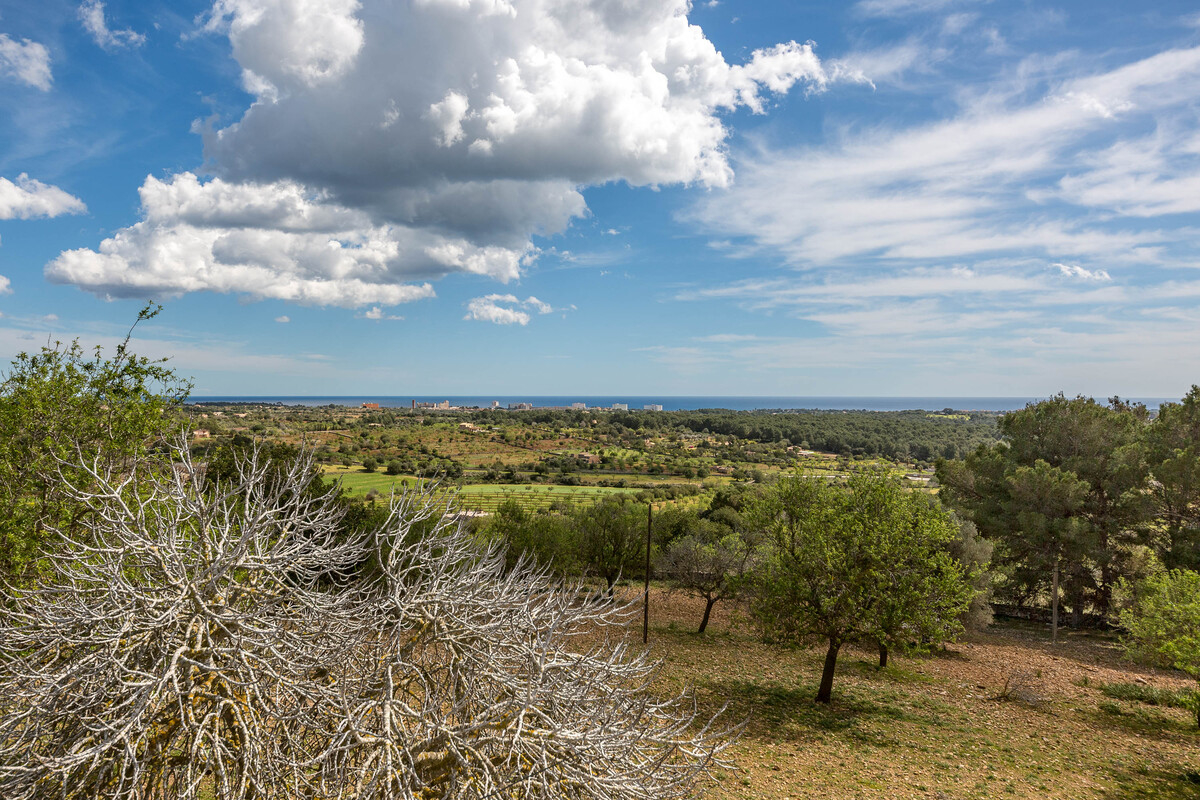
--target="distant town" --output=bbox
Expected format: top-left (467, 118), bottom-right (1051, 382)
top-left (364, 400), bottom-right (664, 412)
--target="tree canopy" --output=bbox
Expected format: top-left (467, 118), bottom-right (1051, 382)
top-left (748, 473), bottom-right (972, 702)
top-left (0, 305), bottom-right (190, 583)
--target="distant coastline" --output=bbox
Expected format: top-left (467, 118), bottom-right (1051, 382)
top-left (186, 396), bottom-right (1175, 413)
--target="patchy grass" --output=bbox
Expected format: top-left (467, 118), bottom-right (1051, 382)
top-left (1100, 682), bottom-right (1195, 710)
top-left (622, 590), bottom-right (1200, 800)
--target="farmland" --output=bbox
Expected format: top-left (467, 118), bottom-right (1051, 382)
top-left (185, 402), bottom-right (973, 512)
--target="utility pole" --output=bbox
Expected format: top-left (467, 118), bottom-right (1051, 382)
top-left (643, 503), bottom-right (652, 644)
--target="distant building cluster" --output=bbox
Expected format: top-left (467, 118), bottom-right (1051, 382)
top-left (643, 404), bottom-right (663, 412)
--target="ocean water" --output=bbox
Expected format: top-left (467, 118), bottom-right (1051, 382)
top-left (186, 396), bottom-right (1175, 412)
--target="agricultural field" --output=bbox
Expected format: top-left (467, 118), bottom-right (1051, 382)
top-left (322, 464), bottom-right (640, 512)
top-left (187, 403), bottom-right (952, 514)
top-left (634, 589), bottom-right (1200, 800)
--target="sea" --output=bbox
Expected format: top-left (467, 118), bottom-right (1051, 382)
top-left (185, 396), bottom-right (1176, 412)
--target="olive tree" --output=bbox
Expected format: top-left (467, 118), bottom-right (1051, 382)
top-left (749, 473), bottom-right (972, 702)
top-left (0, 442), bottom-right (731, 799)
top-left (656, 515), bottom-right (759, 634)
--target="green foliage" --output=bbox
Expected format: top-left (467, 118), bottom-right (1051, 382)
top-left (938, 395), bottom-right (1150, 621)
top-left (947, 515), bottom-right (995, 630)
top-left (385, 459), bottom-right (403, 475)
top-left (0, 306), bottom-right (190, 582)
top-left (362, 457), bottom-right (378, 473)
top-left (748, 472), bottom-right (972, 700)
top-left (486, 500), bottom-right (582, 575)
top-left (1119, 568), bottom-right (1200, 725)
top-left (1143, 386), bottom-right (1200, 570)
top-left (655, 509), bottom-right (760, 633)
top-left (573, 496), bottom-right (647, 592)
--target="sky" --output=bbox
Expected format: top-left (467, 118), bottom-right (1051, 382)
top-left (1, 0), bottom-right (1199, 397)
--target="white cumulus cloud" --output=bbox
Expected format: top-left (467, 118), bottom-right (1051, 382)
top-left (45, 173), bottom-right (473, 307)
top-left (464, 294), bottom-right (555, 325)
top-left (0, 34), bottom-right (52, 91)
top-left (359, 306), bottom-right (403, 320)
top-left (49, 0), bottom-right (826, 310)
top-left (79, 0), bottom-right (146, 50)
top-left (1054, 263), bottom-right (1112, 282)
top-left (0, 174), bottom-right (87, 219)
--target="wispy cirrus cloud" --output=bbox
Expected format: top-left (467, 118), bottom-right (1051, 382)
top-left (691, 47), bottom-right (1200, 271)
top-left (671, 43), bottom-right (1200, 395)
top-left (79, 0), bottom-right (146, 50)
top-left (0, 34), bottom-right (52, 91)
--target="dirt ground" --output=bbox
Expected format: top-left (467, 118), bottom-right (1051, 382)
top-left (618, 587), bottom-right (1199, 800)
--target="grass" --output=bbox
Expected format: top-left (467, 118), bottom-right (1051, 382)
top-left (627, 590), bottom-right (1200, 800)
top-left (1100, 682), bottom-right (1195, 710)
top-left (321, 466), bottom-right (641, 511)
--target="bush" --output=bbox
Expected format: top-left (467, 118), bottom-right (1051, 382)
top-left (0, 444), bottom-right (732, 799)
top-left (362, 457), bottom-right (378, 472)
top-left (385, 459), bottom-right (403, 475)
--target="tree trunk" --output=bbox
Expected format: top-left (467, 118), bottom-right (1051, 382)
top-left (816, 640), bottom-right (840, 704)
top-left (878, 641), bottom-right (888, 669)
top-left (1051, 558), bottom-right (1060, 645)
top-left (698, 596), bottom-right (717, 634)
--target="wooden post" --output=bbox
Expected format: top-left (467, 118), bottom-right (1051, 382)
top-left (643, 503), bottom-right (652, 645)
top-left (1051, 556), bottom-right (1060, 645)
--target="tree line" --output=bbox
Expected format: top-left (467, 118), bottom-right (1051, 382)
top-left (936, 392), bottom-right (1200, 628)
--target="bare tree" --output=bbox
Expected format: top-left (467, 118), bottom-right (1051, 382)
top-left (0, 442), bottom-right (732, 799)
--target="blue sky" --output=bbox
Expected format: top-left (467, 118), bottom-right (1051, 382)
top-left (1, 0), bottom-right (1199, 397)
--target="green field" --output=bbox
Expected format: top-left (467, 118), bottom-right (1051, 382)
top-left (323, 466), bottom-right (639, 512)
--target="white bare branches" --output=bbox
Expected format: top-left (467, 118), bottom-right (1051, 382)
top-left (0, 442), bottom-right (731, 799)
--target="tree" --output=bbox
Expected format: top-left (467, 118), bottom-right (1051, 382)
top-left (385, 459), bottom-right (403, 475)
top-left (938, 395), bottom-right (1150, 625)
top-left (1119, 568), bottom-right (1200, 727)
top-left (749, 473), bottom-right (971, 702)
top-left (0, 442), bottom-right (732, 799)
top-left (0, 305), bottom-right (190, 583)
top-left (487, 499), bottom-right (582, 576)
top-left (868, 494), bottom-right (975, 668)
top-left (573, 497), bottom-right (646, 595)
top-left (656, 513), bottom-right (759, 634)
top-left (1143, 386), bottom-right (1200, 570)
top-left (363, 456), bottom-right (378, 472)
top-left (948, 515), bottom-right (995, 631)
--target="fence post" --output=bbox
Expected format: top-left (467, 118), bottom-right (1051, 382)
top-left (643, 503), bottom-right (652, 645)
